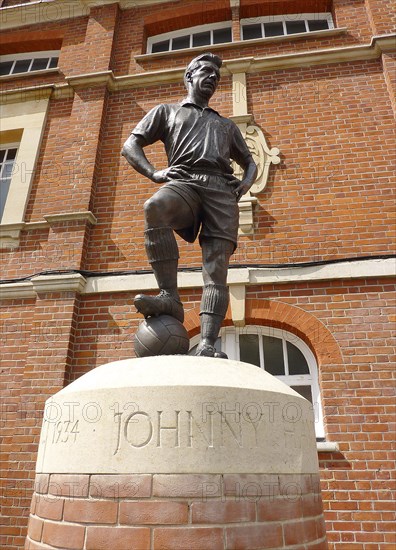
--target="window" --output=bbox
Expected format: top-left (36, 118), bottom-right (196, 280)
top-left (189, 326), bottom-right (324, 438)
top-left (148, 22), bottom-right (232, 54)
top-left (241, 13), bottom-right (334, 41)
top-left (0, 96), bottom-right (50, 248)
top-left (0, 50), bottom-right (59, 77)
top-left (146, 12), bottom-right (336, 55)
top-left (0, 145), bottom-right (18, 220)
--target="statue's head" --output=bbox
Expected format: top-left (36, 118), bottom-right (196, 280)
top-left (184, 53), bottom-right (222, 98)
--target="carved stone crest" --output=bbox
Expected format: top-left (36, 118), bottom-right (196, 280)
top-left (231, 115), bottom-right (280, 234)
top-left (231, 115), bottom-right (280, 195)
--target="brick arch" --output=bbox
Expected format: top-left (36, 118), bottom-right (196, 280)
top-left (240, 0), bottom-right (330, 19)
top-left (144, 1), bottom-right (230, 37)
top-left (185, 298), bottom-right (343, 370)
top-left (0, 29), bottom-right (63, 55)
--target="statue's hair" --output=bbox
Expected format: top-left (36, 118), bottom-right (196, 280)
top-left (184, 53), bottom-right (222, 87)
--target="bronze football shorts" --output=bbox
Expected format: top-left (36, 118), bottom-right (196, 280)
top-left (159, 173), bottom-right (239, 251)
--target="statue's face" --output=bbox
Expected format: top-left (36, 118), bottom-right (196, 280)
top-left (188, 61), bottom-right (220, 99)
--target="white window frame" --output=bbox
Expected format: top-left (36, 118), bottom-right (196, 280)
top-left (189, 325), bottom-right (325, 439)
top-left (241, 13), bottom-right (334, 40)
top-left (0, 143), bottom-right (19, 221)
top-left (0, 50), bottom-right (60, 77)
top-left (147, 21), bottom-right (233, 54)
top-left (0, 96), bottom-right (50, 248)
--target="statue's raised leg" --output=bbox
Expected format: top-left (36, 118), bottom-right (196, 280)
top-left (134, 226), bottom-right (184, 322)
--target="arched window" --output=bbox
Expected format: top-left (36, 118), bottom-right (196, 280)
top-left (189, 326), bottom-right (324, 439)
top-left (241, 13), bottom-right (334, 40)
top-left (0, 51), bottom-right (59, 77)
top-left (147, 21), bottom-right (233, 53)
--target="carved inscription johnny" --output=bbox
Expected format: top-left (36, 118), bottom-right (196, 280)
top-left (39, 398), bottom-right (312, 466)
top-left (111, 402), bottom-right (309, 456)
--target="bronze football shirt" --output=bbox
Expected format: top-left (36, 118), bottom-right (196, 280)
top-left (131, 101), bottom-right (253, 178)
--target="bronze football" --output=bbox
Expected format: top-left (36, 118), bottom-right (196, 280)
top-left (134, 314), bottom-right (189, 357)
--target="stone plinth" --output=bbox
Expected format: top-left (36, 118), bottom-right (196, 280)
top-left (26, 356), bottom-right (328, 549)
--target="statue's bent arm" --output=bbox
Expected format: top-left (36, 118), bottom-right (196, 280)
top-left (122, 134), bottom-right (156, 181)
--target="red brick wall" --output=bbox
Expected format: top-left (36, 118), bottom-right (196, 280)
top-left (1, 300), bottom-right (35, 549)
top-left (1, 292), bottom-right (81, 549)
top-left (245, 59), bottom-right (395, 264)
top-left (382, 51), bottom-right (396, 118)
top-left (365, 0), bottom-right (396, 35)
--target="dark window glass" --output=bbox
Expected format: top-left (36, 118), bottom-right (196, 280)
top-left (5, 148), bottom-right (17, 161)
top-left (263, 335), bottom-right (285, 375)
top-left (242, 24), bottom-right (262, 40)
top-left (213, 27), bottom-right (232, 44)
top-left (31, 58), bottom-right (49, 71)
top-left (240, 334), bottom-right (260, 367)
top-left (287, 342), bottom-right (310, 374)
top-left (0, 148), bottom-right (17, 220)
top-left (49, 57), bottom-right (59, 68)
top-left (285, 21), bottom-right (307, 34)
top-left (263, 22), bottom-right (284, 37)
top-left (308, 19), bottom-right (329, 31)
top-left (193, 31), bottom-right (211, 47)
top-left (172, 35), bottom-right (190, 50)
top-left (0, 61), bottom-right (13, 76)
top-left (291, 385), bottom-right (313, 403)
top-left (12, 59), bottom-right (32, 73)
top-left (151, 39), bottom-right (170, 53)
top-left (0, 178), bottom-right (11, 220)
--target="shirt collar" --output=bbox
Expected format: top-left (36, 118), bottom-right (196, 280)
top-left (180, 99), bottom-right (220, 116)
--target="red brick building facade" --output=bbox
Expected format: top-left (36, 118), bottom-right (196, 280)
top-left (0, 1), bottom-right (395, 548)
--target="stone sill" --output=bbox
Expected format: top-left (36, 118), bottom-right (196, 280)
top-left (0, 68), bottom-right (60, 82)
top-left (317, 441), bottom-right (339, 453)
top-left (135, 28), bottom-right (348, 63)
top-left (0, 211), bottom-right (97, 249)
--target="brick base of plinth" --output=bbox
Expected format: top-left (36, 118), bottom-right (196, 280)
top-left (26, 472), bottom-right (327, 550)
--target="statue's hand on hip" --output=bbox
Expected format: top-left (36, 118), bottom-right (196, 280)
top-left (232, 179), bottom-right (253, 202)
top-left (152, 167), bottom-right (191, 183)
